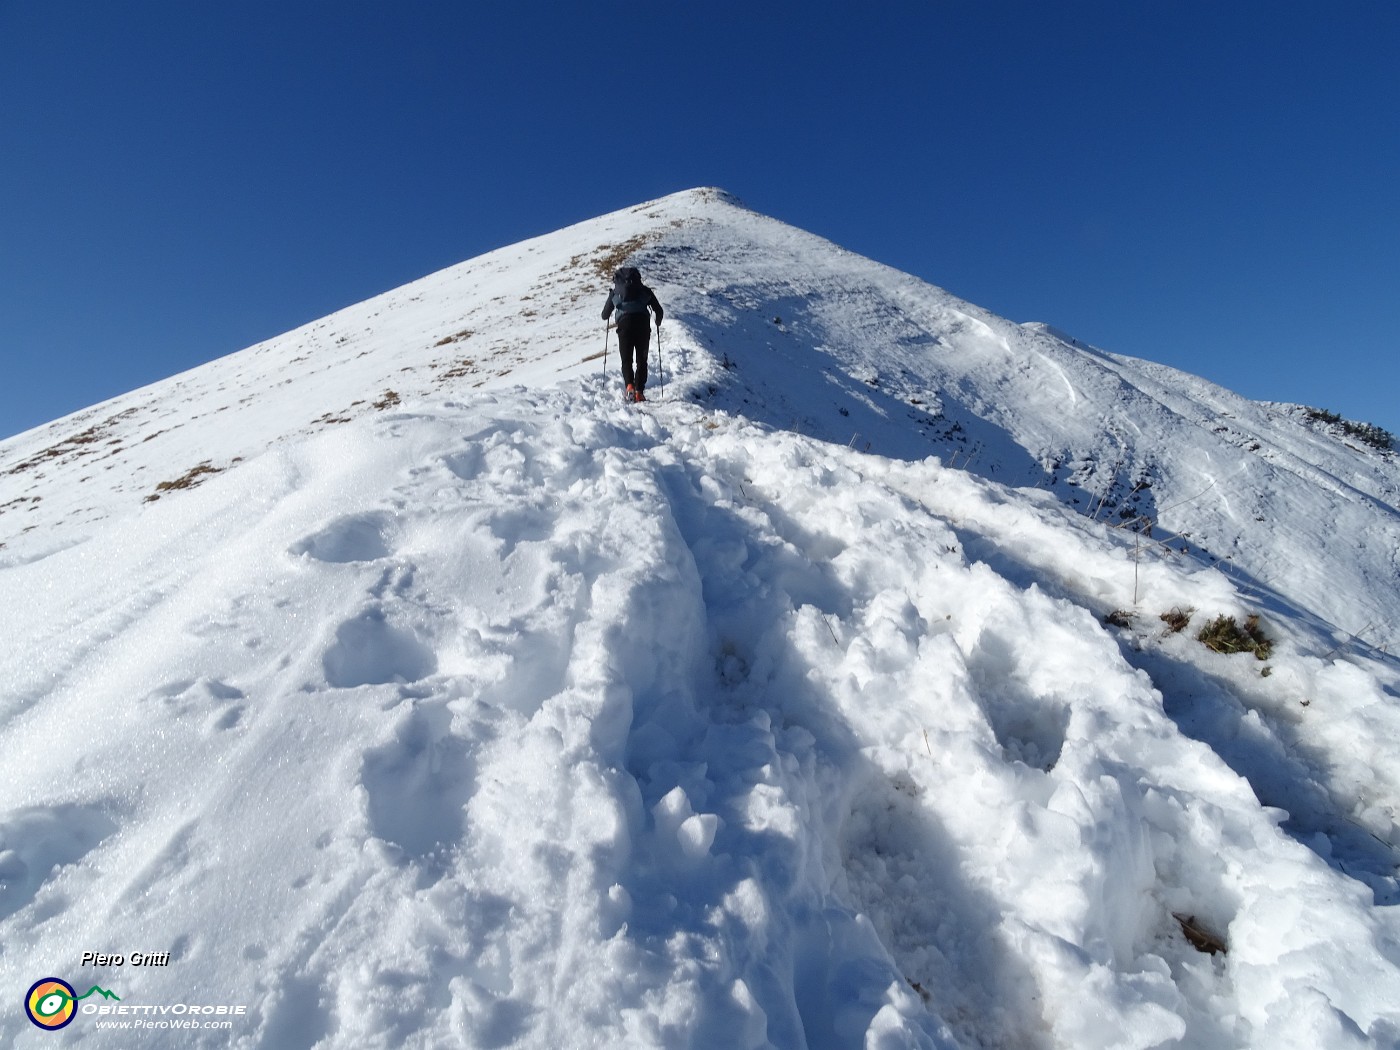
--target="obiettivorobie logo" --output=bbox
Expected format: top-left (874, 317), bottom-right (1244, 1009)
top-left (23, 974), bottom-right (248, 1033)
top-left (25, 978), bottom-right (120, 1030)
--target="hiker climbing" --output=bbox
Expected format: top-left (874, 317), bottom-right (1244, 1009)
top-left (602, 266), bottom-right (663, 402)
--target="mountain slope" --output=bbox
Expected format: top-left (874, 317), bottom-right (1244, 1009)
top-left (2, 189), bottom-right (1399, 1049)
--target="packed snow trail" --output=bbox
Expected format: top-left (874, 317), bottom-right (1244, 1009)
top-left (6, 363), bottom-right (1400, 1049)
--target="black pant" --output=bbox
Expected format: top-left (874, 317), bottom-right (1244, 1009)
top-left (616, 315), bottom-right (651, 390)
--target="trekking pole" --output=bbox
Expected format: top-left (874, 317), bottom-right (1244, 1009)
top-left (603, 323), bottom-right (609, 375)
top-left (657, 322), bottom-right (663, 397)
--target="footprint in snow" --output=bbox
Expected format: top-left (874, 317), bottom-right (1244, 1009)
top-left (0, 803), bottom-right (119, 922)
top-left (323, 607), bottom-right (437, 688)
top-left (963, 628), bottom-right (1071, 772)
top-left (289, 511), bottom-right (394, 563)
top-left (146, 677), bottom-right (247, 734)
top-left (359, 699), bottom-right (474, 881)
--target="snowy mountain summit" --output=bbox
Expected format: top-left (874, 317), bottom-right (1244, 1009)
top-left (3, 188), bottom-right (1400, 1049)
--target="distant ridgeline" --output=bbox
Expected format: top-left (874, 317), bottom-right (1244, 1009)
top-left (1300, 406), bottom-right (1395, 451)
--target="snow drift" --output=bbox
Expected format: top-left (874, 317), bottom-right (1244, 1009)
top-left (2, 188), bottom-right (1399, 1048)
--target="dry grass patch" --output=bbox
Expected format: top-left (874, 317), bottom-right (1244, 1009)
top-left (1173, 913), bottom-right (1228, 955)
top-left (1160, 607), bottom-right (1194, 633)
top-left (144, 463), bottom-right (223, 502)
top-left (1197, 613), bottom-right (1272, 661)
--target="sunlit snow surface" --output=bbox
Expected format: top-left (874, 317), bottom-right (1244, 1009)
top-left (3, 189), bottom-right (1400, 1048)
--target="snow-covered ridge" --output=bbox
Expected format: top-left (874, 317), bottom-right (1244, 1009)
top-left (4, 186), bottom-right (1397, 644)
top-left (3, 189), bottom-right (1399, 1048)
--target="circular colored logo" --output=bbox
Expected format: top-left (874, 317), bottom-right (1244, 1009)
top-left (26, 978), bottom-right (77, 1030)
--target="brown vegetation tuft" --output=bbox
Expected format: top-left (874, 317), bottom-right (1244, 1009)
top-left (1160, 607), bottom-right (1194, 633)
top-left (1197, 613), bottom-right (1272, 661)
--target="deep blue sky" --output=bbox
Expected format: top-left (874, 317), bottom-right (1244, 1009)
top-left (4, 1), bottom-right (1398, 443)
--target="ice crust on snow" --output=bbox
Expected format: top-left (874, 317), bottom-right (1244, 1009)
top-left (2, 188), bottom-right (1400, 1048)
